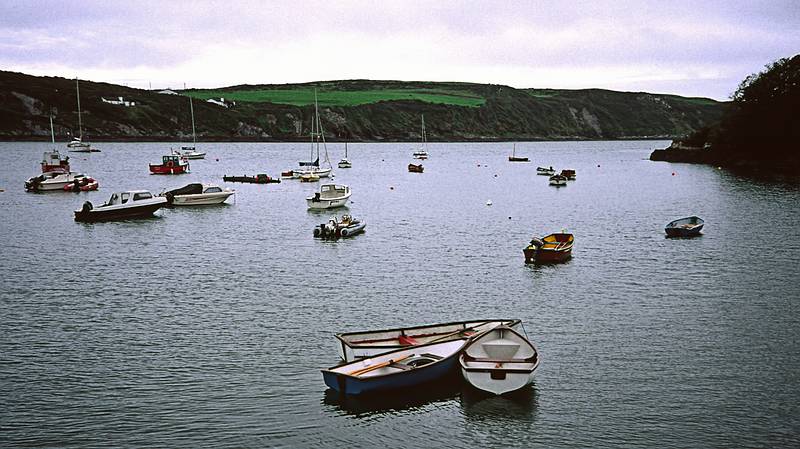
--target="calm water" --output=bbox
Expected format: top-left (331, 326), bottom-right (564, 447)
top-left (1, 140), bottom-right (799, 448)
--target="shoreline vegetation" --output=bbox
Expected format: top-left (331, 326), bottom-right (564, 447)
top-left (650, 55), bottom-right (799, 174)
top-left (1, 71), bottom-right (723, 143)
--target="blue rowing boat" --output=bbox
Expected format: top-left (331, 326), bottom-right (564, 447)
top-left (321, 339), bottom-right (466, 396)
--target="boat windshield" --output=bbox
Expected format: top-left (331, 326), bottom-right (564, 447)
top-left (133, 192), bottom-right (152, 200)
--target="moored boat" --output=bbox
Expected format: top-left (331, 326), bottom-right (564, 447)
top-left (321, 339), bottom-right (466, 396)
top-left (313, 214), bottom-right (366, 239)
top-left (412, 115), bottom-right (429, 159)
top-left (67, 78), bottom-right (100, 152)
top-left (508, 143), bottom-right (529, 162)
top-left (459, 325), bottom-right (540, 395)
top-left (26, 172), bottom-right (91, 192)
top-left (523, 232), bottom-right (574, 264)
top-left (408, 163), bottom-right (424, 173)
top-left (299, 172), bottom-right (320, 182)
top-left (149, 154), bottom-right (190, 174)
top-left (63, 176), bottom-right (98, 192)
top-left (536, 166), bottom-right (555, 176)
top-left (223, 174), bottom-right (280, 184)
top-left (335, 319), bottom-right (522, 362)
top-left (549, 174), bottom-right (567, 186)
top-left (74, 190), bottom-right (166, 222)
top-left (173, 146), bottom-right (206, 159)
top-left (161, 183), bottom-right (234, 206)
top-left (338, 142), bottom-right (352, 168)
top-left (560, 169), bottom-right (576, 180)
top-left (665, 216), bottom-right (704, 237)
top-left (306, 184), bottom-right (351, 209)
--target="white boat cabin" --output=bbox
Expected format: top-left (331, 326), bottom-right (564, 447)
top-left (103, 190), bottom-right (158, 207)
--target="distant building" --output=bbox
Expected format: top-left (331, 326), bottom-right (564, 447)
top-left (207, 97), bottom-right (236, 108)
top-left (157, 89), bottom-right (180, 95)
top-left (101, 96), bottom-right (136, 107)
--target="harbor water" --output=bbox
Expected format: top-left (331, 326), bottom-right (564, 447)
top-left (1, 140), bottom-right (798, 448)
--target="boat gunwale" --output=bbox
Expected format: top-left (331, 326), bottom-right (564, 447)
top-left (335, 319), bottom-right (522, 347)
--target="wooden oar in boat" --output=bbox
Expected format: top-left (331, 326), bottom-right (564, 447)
top-left (348, 353), bottom-right (413, 377)
top-left (427, 322), bottom-right (496, 344)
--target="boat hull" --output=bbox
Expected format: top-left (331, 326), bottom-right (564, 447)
top-left (508, 156), bottom-right (529, 162)
top-left (171, 192), bottom-right (234, 206)
top-left (665, 224), bottom-right (704, 237)
top-left (149, 164), bottom-right (189, 175)
top-left (306, 196), bottom-right (350, 209)
top-left (323, 355), bottom-right (457, 396)
top-left (523, 233), bottom-right (574, 264)
top-left (459, 325), bottom-right (539, 395)
top-left (460, 365), bottom-right (537, 395)
top-left (223, 175), bottom-right (280, 184)
top-left (74, 202), bottom-right (165, 222)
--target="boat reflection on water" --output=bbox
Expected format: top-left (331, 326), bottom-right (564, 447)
top-left (322, 372), bottom-right (539, 421)
top-left (322, 372), bottom-right (462, 416)
top-left (459, 383), bottom-right (539, 423)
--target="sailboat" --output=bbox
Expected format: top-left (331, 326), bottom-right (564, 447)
top-left (27, 115), bottom-right (96, 192)
top-left (67, 78), bottom-right (100, 152)
top-left (338, 142), bottom-right (352, 168)
top-left (508, 143), bottom-right (529, 162)
top-left (173, 96), bottom-right (206, 159)
top-left (412, 115), bottom-right (429, 159)
top-left (287, 91), bottom-right (332, 179)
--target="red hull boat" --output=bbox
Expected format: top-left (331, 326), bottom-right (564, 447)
top-left (523, 232), bottom-right (574, 264)
top-left (149, 155), bottom-right (189, 174)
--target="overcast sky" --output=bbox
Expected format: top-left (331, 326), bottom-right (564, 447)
top-left (1, 0), bottom-right (797, 100)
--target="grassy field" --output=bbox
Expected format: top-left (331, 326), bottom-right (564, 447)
top-left (185, 88), bottom-right (486, 107)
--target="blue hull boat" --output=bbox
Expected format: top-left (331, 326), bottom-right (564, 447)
top-left (322, 339), bottom-right (467, 396)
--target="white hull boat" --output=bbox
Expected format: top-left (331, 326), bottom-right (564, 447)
top-left (307, 184), bottom-right (351, 210)
top-left (26, 172), bottom-right (90, 191)
top-left (174, 147), bottom-right (206, 159)
top-left (537, 167), bottom-right (555, 176)
top-left (412, 115), bottom-right (429, 159)
top-left (335, 319), bottom-right (522, 362)
top-left (161, 183), bottom-right (235, 205)
top-left (460, 325), bottom-right (539, 395)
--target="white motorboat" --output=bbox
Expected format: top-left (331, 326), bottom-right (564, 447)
top-left (537, 166), bottom-right (555, 176)
top-left (338, 142), bottom-right (352, 168)
top-left (161, 183), bottom-right (235, 206)
top-left (26, 171), bottom-right (92, 192)
top-left (459, 325), bottom-right (540, 395)
top-left (306, 184), bottom-right (351, 209)
top-left (549, 174), bottom-right (567, 186)
top-left (67, 78), bottom-right (99, 152)
top-left (412, 115), bottom-right (429, 159)
top-left (74, 190), bottom-right (167, 222)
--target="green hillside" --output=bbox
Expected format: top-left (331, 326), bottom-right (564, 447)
top-left (0, 71), bottom-right (726, 142)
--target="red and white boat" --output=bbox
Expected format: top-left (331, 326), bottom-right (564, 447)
top-left (63, 177), bottom-right (99, 192)
top-left (41, 150), bottom-right (71, 174)
top-left (149, 154), bottom-right (190, 174)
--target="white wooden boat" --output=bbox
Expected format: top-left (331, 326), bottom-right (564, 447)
top-left (335, 319), bottom-right (522, 362)
top-left (665, 216), bottom-right (704, 237)
top-left (322, 339), bottom-right (466, 395)
top-left (459, 325), bottom-right (540, 395)
top-left (307, 184), bottom-right (351, 209)
top-left (74, 190), bottom-right (166, 222)
top-left (161, 183), bottom-right (234, 205)
top-left (412, 115), bottom-right (429, 159)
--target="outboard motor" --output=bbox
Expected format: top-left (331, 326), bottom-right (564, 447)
top-left (530, 237), bottom-right (544, 248)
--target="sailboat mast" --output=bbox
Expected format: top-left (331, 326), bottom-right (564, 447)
top-left (189, 96), bottom-right (196, 145)
top-left (315, 90), bottom-right (329, 166)
top-left (421, 115), bottom-right (427, 150)
top-left (75, 78), bottom-right (83, 139)
top-left (49, 114), bottom-right (55, 146)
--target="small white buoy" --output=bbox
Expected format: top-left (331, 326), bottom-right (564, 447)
top-left (486, 200), bottom-right (492, 206)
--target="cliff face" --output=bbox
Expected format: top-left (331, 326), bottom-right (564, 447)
top-left (0, 71), bottom-right (725, 142)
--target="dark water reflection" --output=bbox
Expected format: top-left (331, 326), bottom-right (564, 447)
top-left (1, 141), bottom-right (799, 448)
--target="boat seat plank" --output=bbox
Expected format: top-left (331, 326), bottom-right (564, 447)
top-left (420, 353), bottom-right (444, 360)
top-left (463, 356), bottom-right (537, 364)
top-left (388, 362), bottom-right (414, 370)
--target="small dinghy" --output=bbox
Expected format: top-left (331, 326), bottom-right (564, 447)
top-left (408, 163), bottom-right (424, 173)
top-left (460, 325), bottom-right (539, 395)
top-left (63, 176), bottom-right (98, 192)
top-left (335, 319), bottom-right (522, 362)
top-left (549, 174), bottom-right (567, 186)
top-left (523, 232), bottom-right (574, 264)
top-left (223, 174), bottom-right (280, 184)
top-left (161, 183), bottom-right (235, 206)
top-left (560, 169), bottom-right (576, 180)
top-left (314, 214), bottom-right (366, 239)
top-left (508, 143), bottom-right (529, 162)
top-left (665, 216), bottom-right (704, 237)
top-left (321, 339), bottom-right (466, 396)
top-left (307, 184), bottom-right (351, 209)
top-left (74, 190), bottom-right (166, 222)
top-left (536, 166), bottom-right (555, 176)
